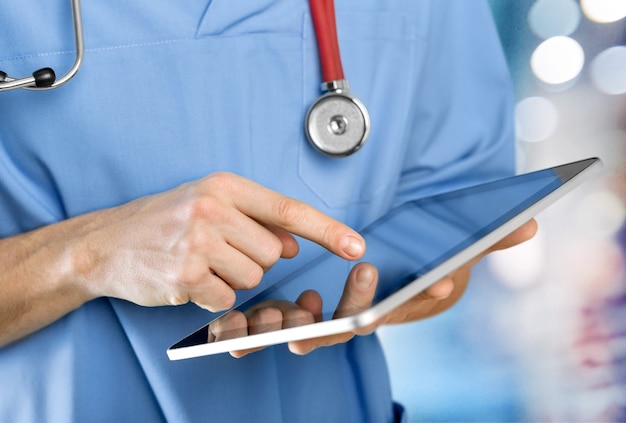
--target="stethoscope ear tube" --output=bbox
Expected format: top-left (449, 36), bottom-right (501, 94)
top-left (306, 0), bottom-right (371, 157)
top-left (308, 0), bottom-right (344, 83)
top-left (0, 0), bottom-right (84, 91)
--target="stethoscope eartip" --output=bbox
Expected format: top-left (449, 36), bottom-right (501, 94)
top-left (33, 68), bottom-right (56, 88)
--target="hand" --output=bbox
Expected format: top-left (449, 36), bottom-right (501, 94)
top-left (376, 219), bottom-right (539, 325)
top-left (70, 172), bottom-right (365, 312)
top-left (215, 219), bottom-right (537, 357)
top-left (209, 262), bottom-right (379, 358)
top-left (0, 172), bottom-right (368, 347)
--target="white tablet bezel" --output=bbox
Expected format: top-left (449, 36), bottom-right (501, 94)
top-left (167, 158), bottom-right (602, 360)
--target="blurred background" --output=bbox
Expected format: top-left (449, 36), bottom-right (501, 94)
top-left (378, 1), bottom-right (626, 422)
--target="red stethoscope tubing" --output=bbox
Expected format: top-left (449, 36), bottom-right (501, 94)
top-left (309, 0), bottom-right (345, 82)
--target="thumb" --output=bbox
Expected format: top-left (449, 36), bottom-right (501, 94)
top-left (287, 263), bottom-right (378, 355)
top-left (333, 263), bottom-right (378, 319)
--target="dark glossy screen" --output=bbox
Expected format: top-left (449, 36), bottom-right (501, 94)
top-left (171, 158), bottom-right (598, 350)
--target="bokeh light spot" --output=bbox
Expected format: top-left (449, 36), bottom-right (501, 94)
top-left (590, 46), bottom-right (626, 95)
top-left (487, 226), bottom-right (546, 290)
top-left (581, 0), bottom-right (626, 23)
top-left (531, 36), bottom-right (585, 84)
top-left (515, 96), bottom-right (559, 142)
top-left (528, 0), bottom-right (581, 39)
top-left (574, 189), bottom-right (626, 239)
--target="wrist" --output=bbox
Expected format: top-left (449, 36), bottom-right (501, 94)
top-left (63, 223), bottom-right (104, 303)
top-left (32, 215), bottom-right (103, 305)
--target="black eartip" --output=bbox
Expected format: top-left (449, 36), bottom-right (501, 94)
top-left (0, 70), bottom-right (6, 82)
top-left (33, 67), bottom-right (56, 88)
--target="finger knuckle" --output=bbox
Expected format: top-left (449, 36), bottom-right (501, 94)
top-left (166, 291), bottom-right (190, 307)
top-left (250, 307), bottom-right (283, 326)
top-left (201, 172), bottom-right (240, 203)
top-left (321, 223), bottom-right (338, 250)
top-left (211, 311), bottom-right (246, 334)
top-left (203, 289), bottom-right (236, 312)
top-left (186, 173), bottom-right (239, 217)
top-left (205, 171), bottom-right (236, 191)
top-left (217, 289), bottom-right (237, 310)
top-left (176, 228), bottom-right (207, 256)
top-left (188, 195), bottom-right (223, 220)
top-left (285, 308), bottom-right (314, 327)
top-left (258, 237), bottom-right (283, 269)
top-left (177, 260), bottom-right (205, 288)
top-left (240, 264), bottom-right (264, 290)
top-left (275, 198), bottom-right (302, 227)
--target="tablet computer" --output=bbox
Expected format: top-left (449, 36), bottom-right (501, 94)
top-left (167, 157), bottom-right (601, 360)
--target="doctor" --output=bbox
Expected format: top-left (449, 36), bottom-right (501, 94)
top-left (0, 0), bottom-right (535, 422)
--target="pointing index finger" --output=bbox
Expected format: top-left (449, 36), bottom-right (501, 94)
top-left (214, 173), bottom-right (365, 260)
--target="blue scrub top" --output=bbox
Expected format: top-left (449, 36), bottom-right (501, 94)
top-left (0, 1), bottom-right (515, 422)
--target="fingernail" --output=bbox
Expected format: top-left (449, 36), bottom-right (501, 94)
top-left (356, 267), bottom-right (375, 290)
top-left (341, 236), bottom-right (365, 258)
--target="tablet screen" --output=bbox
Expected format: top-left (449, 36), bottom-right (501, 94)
top-left (168, 157), bottom-right (600, 358)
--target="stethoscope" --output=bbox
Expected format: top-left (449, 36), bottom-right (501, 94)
top-left (305, 0), bottom-right (370, 156)
top-left (0, 0), bottom-right (369, 157)
top-left (0, 0), bottom-right (84, 91)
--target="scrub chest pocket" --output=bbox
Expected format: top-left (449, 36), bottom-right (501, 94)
top-left (299, 9), bottom-right (427, 208)
top-left (199, 1), bottom-right (430, 210)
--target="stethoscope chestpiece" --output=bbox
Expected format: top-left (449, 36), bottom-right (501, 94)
top-left (305, 79), bottom-right (370, 157)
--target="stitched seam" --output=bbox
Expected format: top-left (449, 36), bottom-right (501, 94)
top-left (1, 27), bottom-right (414, 63)
top-left (0, 38), bottom-right (191, 62)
